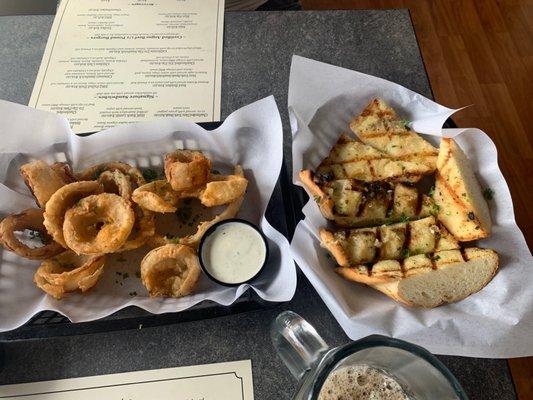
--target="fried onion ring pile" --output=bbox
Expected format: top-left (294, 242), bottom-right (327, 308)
top-left (20, 160), bottom-right (75, 208)
top-left (34, 251), bottom-right (105, 299)
top-left (140, 244), bottom-right (201, 298)
top-left (2, 150), bottom-right (248, 300)
top-left (0, 208), bottom-right (63, 260)
top-left (44, 181), bottom-right (104, 248)
top-left (164, 150), bottom-right (211, 191)
top-left (63, 193), bottom-right (134, 254)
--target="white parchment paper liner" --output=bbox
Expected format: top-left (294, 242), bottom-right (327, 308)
top-left (289, 55), bottom-right (532, 358)
top-left (0, 95), bottom-right (296, 332)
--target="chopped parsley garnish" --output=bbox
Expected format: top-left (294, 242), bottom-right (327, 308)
top-left (399, 214), bottom-right (409, 223)
top-left (165, 235), bottom-right (180, 244)
top-left (428, 186), bottom-right (435, 198)
top-left (142, 168), bottom-right (159, 182)
top-left (431, 203), bottom-right (440, 216)
top-left (401, 248), bottom-right (410, 258)
top-left (483, 187), bottom-right (494, 200)
top-left (432, 255), bottom-right (441, 261)
top-left (313, 195), bottom-right (321, 203)
top-left (400, 119), bottom-right (410, 128)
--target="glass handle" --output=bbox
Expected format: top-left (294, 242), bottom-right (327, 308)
top-left (270, 311), bottom-right (329, 380)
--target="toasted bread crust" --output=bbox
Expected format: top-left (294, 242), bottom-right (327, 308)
top-left (320, 228), bottom-right (350, 267)
top-left (299, 170), bottom-right (335, 219)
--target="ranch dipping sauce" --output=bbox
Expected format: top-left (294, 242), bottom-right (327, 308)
top-left (199, 220), bottom-right (267, 285)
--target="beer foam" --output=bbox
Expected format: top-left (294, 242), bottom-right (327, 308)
top-left (318, 365), bottom-right (409, 400)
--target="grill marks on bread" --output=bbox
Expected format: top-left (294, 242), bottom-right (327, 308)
top-left (320, 216), bottom-right (459, 268)
top-left (301, 170), bottom-right (435, 228)
top-left (434, 138), bottom-right (492, 240)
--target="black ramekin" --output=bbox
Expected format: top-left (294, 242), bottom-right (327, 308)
top-left (198, 218), bottom-right (269, 287)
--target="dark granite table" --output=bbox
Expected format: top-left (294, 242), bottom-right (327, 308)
top-left (0, 10), bottom-right (517, 400)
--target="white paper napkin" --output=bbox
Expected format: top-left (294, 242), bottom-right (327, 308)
top-left (0, 95), bottom-right (297, 332)
top-left (289, 55), bottom-right (533, 358)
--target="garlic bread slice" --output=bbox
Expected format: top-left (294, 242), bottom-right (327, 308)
top-left (316, 134), bottom-right (433, 183)
top-left (434, 138), bottom-right (492, 240)
top-left (349, 98), bottom-right (438, 169)
top-left (320, 216), bottom-right (459, 268)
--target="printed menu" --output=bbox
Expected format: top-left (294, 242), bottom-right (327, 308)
top-left (29, 0), bottom-right (224, 133)
top-left (0, 360), bottom-right (254, 399)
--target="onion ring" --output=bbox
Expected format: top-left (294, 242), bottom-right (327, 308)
top-left (97, 170), bottom-right (133, 200)
top-left (199, 174), bottom-right (248, 207)
top-left (131, 180), bottom-right (180, 213)
top-left (44, 181), bottom-right (104, 248)
top-left (140, 244), bottom-right (200, 298)
top-left (164, 150), bottom-right (211, 191)
top-left (63, 193), bottom-right (134, 254)
top-left (20, 160), bottom-right (75, 208)
top-left (118, 205), bottom-right (155, 251)
top-left (76, 161), bottom-right (145, 189)
top-left (0, 208), bottom-right (64, 260)
top-left (50, 162), bottom-right (76, 184)
top-left (34, 251), bottom-right (105, 299)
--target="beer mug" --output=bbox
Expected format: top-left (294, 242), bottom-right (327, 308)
top-left (271, 311), bottom-right (467, 400)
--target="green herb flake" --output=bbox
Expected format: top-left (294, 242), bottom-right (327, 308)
top-left (399, 213), bottom-right (409, 223)
top-left (432, 255), bottom-right (441, 261)
top-left (483, 187), bottom-right (494, 200)
top-left (428, 186), bottom-right (435, 198)
top-left (401, 248), bottom-right (410, 258)
top-left (431, 203), bottom-right (440, 216)
top-left (313, 195), bottom-right (321, 203)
